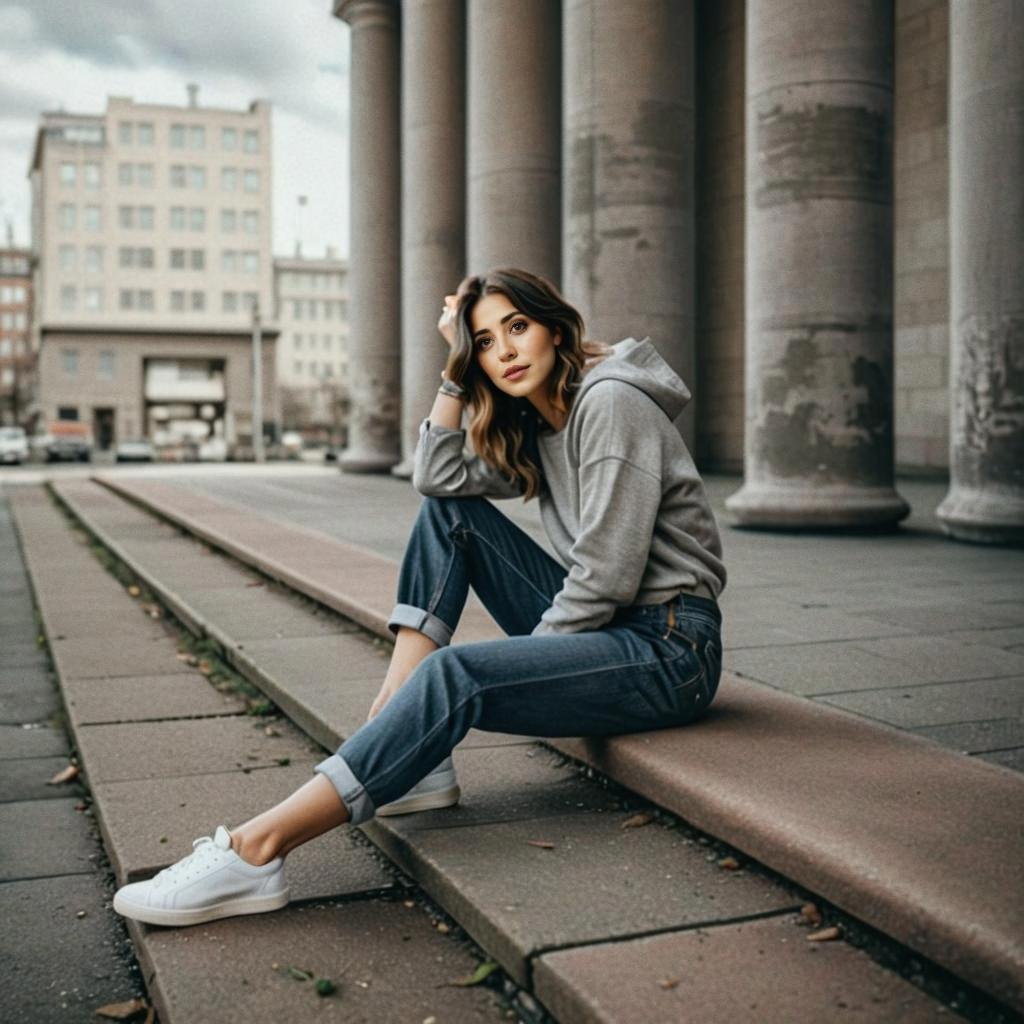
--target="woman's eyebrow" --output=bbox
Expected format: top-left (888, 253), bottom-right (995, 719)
top-left (473, 310), bottom-right (524, 340)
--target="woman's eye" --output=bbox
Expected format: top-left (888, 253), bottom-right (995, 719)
top-left (511, 319), bottom-right (527, 332)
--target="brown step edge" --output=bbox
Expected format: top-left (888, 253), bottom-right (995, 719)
top-left (89, 474), bottom-right (1024, 1014)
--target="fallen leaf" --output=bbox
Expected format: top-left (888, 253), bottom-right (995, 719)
top-left (435, 921), bottom-right (450, 934)
top-left (197, 660), bottom-right (214, 676)
top-left (126, 585), bottom-right (141, 598)
top-left (621, 811), bottom-right (655, 830)
top-left (264, 726), bottom-right (281, 737)
top-left (403, 900), bottom-right (416, 909)
top-left (440, 960), bottom-right (501, 988)
top-left (526, 839), bottom-right (555, 850)
top-left (94, 998), bottom-right (147, 1020)
top-left (283, 965), bottom-right (314, 981)
top-left (176, 652), bottom-right (191, 663)
top-left (807, 925), bottom-right (843, 942)
top-left (47, 763), bottom-right (79, 785)
top-left (717, 856), bottom-right (741, 870)
top-left (799, 902), bottom-right (822, 927)
top-left (659, 978), bottom-right (681, 990)
top-left (245, 581), bottom-right (265, 588)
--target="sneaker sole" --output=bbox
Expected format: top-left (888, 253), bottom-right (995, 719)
top-left (376, 783), bottom-right (461, 817)
top-left (113, 887), bottom-right (290, 927)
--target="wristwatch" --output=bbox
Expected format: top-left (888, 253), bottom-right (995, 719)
top-left (438, 372), bottom-right (466, 399)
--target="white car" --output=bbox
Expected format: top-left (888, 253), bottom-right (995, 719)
top-left (0, 426), bottom-right (29, 465)
top-left (197, 437), bottom-right (229, 462)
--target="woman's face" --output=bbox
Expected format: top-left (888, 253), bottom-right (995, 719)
top-left (468, 292), bottom-right (561, 401)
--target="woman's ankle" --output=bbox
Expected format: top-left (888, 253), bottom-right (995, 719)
top-left (229, 826), bottom-right (280, 867)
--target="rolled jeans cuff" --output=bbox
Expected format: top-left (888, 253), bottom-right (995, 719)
top-left (313, 753), bottom-right (376, 827)
top-left (387, 602), bottom-right (453, 648)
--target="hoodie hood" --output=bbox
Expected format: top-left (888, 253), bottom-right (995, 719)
top-left (575, 336), bottom-right (691, 421)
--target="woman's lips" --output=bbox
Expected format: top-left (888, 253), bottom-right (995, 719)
top-left (504, 366), bottom-right (529, 381)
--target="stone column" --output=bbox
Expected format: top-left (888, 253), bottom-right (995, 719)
top-left (563, 0), bottom-right (696, 440)
top-left (334, 0), bottom-right (401, 473)
top-left (936, 2), bottom-right (1024, 544)
top-left (726, 1), bottom-right (909, 528)
top-left (467, 0), bottom-right (561, 282)
top-left (392, 0), bottom-right (466, 479)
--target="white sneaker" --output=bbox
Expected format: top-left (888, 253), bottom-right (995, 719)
top-left (112, 825), bottom-right (289, 927)
top-left (376, 756), bottom-right (461, 816)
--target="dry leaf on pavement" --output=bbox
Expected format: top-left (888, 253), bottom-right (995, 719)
top-left (126, 585), bottom-right (141, 598)
top-left (717, 856), bottom-right (740, 870)
top-left (621, 811), bottom-right (655, 830)
top-left (47, 763), bottom-right (79, 785)
top-left (807, 925), bottom-right (843, 942)
top-left (440, 960), bottom-right (500, 988)
top-left (94, 998), bottom-right (148, 1020)
top-left (526, 839), bottom-right (555, 850)
top-left (799, 902), bottom-right (822, 927)
top-left (659, 978), bottom-right (681, 990)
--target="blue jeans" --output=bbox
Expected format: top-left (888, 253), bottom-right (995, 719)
top-left (314, 496), bottom-right (723, 824)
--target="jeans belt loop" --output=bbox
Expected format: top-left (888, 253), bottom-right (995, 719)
top-left (662, 601), bottom-right (676, 639)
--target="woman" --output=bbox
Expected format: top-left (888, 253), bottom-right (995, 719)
top-left (113, 267), bottom-right (727, 927)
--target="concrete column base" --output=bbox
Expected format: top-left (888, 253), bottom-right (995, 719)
top-left (339, 449), bottom-right (399, 475)
top-left (936, 486), bottom-right (1024, 546)
top-left (725, 483), bottom-right (910, 530)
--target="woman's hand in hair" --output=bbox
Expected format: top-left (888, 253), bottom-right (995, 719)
top-left (437, 294), bottom-right (459, 348)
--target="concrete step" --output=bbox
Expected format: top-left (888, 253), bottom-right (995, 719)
top-left (84, 473), bottom-right (1024, 1016)
top-left (41, 477), bottom-right (1021, 1020)
top-left (8, 486), bottom-right (513, 1024)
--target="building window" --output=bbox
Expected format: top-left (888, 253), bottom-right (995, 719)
top-left (139, 206), bottom-right (154, 229)
top-left (84, 205), bottom-right (101, 231)
top-left (137, 163), bottom-right (154, 187)
top-left (243, 291), bottom-right (258, 312)
top-left (170, 164), bottom-right (187, 188)
top-left (84, 246), bottom-right (103, 272)
top-left (119, 247), bottom-right (134, 268)
top-left (243, 169), bottom-right (260, 193)
top-left (294, 361), bottom-right (302, 376)
top-left (137, 122), bottom-right (154, 146)
top-left (191, 291), bottom-right (205, 311)
top-left (97, 350), bottom-right (115, 379)
top-left (242, 251), bottom-right (258, 274)
top-left (242, 210), bottom-right (258, 234)
top-left (294, 333), bottom-right (303, 350)
top-left (139, 247), bottom-right (155, 268)
top-left (59, 203), bottom-right (76, 230)
top-left (59, 285), bottom-right (76, 311)
top-left (138, 290), bottom-right (154, 311)
top-left (221, 249), bottom-right (237, 273)
top-left (221, 127), bottom-right (237, 151)
top-left (60, 162), bottom-right (77, 186)
top-left (190, 249), bottom-right (205, 271)
top-left (58, 405), bottom-right (79, 421)
top-left (189, 125), bottom-right (206, 149)
top-left (292, 299), bottom-right (302, 319)
top-left (221, 209), bottom-right (237, 233)
top-left (119, 205), bottom-right (134, 229)
top-left (170, 248), bottom-right (186, 269)
top-left (84, 287), bottom-right (103, 311)
top-left (81, 161), bottom-right (100, 188)
top-left (170, 206), bottom-right (186, 230)
top-left (243, 129), bottom-right (259, 153)
top-left (61, 349), bottom-right (79, 375)
top-left (189, 207), bottom-right (206, 231)
top-left (170, 289), bottom-right (185, 312)
top-left (189, 166), bottom-right (206, 189)
top-left (222, 291), bottom-right (238, 313)
top-left (220, 167), bottom-right (237, 192)
top-left (120, 289), bottom-right (134, 310)
top-left (170, 123), bottom-right (185, 148)
top-left (119, 121), bottom-right (133, 144)
top-left (119, 162), bottom-right (134, 186)
top-left (59, 244), bottom-right (76, 271)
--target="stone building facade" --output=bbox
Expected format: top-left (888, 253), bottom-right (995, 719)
top-left (0, 247), bottom-right (33, 426)
top-left (333, 0), bottom-right (1022, 543)
top-left (29, 90), bottom-right (277, 452)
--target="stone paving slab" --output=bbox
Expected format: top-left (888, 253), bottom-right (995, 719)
top-left (74, 715), bottom-right (322, 784)
top-left (91, 766), bottom-right (395, 903)
top-left (0, 756), bottom-right (82, 803)
top-left (132, 897), bottom-right (508, 1024)
top-left (0, 639), bottom-right (50, 670)
top-left (369, 807), bottom-right (798, 988)
top-left (49, 634), bottom-right (194, 681)
top-left (822, 676), bottom-right (1024, 730)
top-left (981, 748), bottom-right (1024, 771)
top-left (0, 798), bottom-right (97, 881)
top-left (64, 672), bottom-right (246, 727)
top-left (911, 717), bottom-right (1024, 755)
top-left (852, 601), bottom-right (1024, 633)
top-left (40, 606), bottom-right (169, 642)
top-left (0, 873), bottom-right (141, 1024)
top-left (534, 913), bottom-right (964, 1024)
top-left (0, 678), bottom-right (61, 725)
top-left (956, 625), bottom-right (1024, 651)
top-left (0, 722), bottom-right (69, 759)
top-left (550, 676), bottom-right (1024, 1013)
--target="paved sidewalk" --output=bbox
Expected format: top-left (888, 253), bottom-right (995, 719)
top-left (0, 489), bottom-right (144, 1023)
top-left (37, 475), bottom-right (1024, 1020)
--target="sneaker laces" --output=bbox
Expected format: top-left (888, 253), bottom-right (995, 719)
top-left (152, 832), bottom-right (226, 888)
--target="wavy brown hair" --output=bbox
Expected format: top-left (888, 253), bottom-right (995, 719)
top-left (444, 267), bottom-right (609, 501)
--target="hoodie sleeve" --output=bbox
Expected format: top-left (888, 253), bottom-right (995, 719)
top-left (412, 418), bottom-right (526, 500)
top-left (531, 383), bottom-right (663, 635)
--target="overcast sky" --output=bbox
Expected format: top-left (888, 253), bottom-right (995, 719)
top-left (0, 0), bottom-right (351, 258)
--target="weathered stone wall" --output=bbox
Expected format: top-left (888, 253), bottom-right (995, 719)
top-left (894, 0), bottom-right (950, 475)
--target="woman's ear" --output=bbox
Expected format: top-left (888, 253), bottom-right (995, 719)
top-left (553, 328), bottom-right (562, 347)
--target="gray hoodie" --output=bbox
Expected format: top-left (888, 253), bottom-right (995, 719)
top-left (412, 336), bottom-right (727, 635)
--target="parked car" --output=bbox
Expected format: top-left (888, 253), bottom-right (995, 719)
top-left (37, 421), bottom-right (93, 462)
top-left (197, 437), bottom-right (228, 462)
top-left (0, 426), bottom-right (29, 465)
top-left (114, 438), bottom-right (156, 463)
